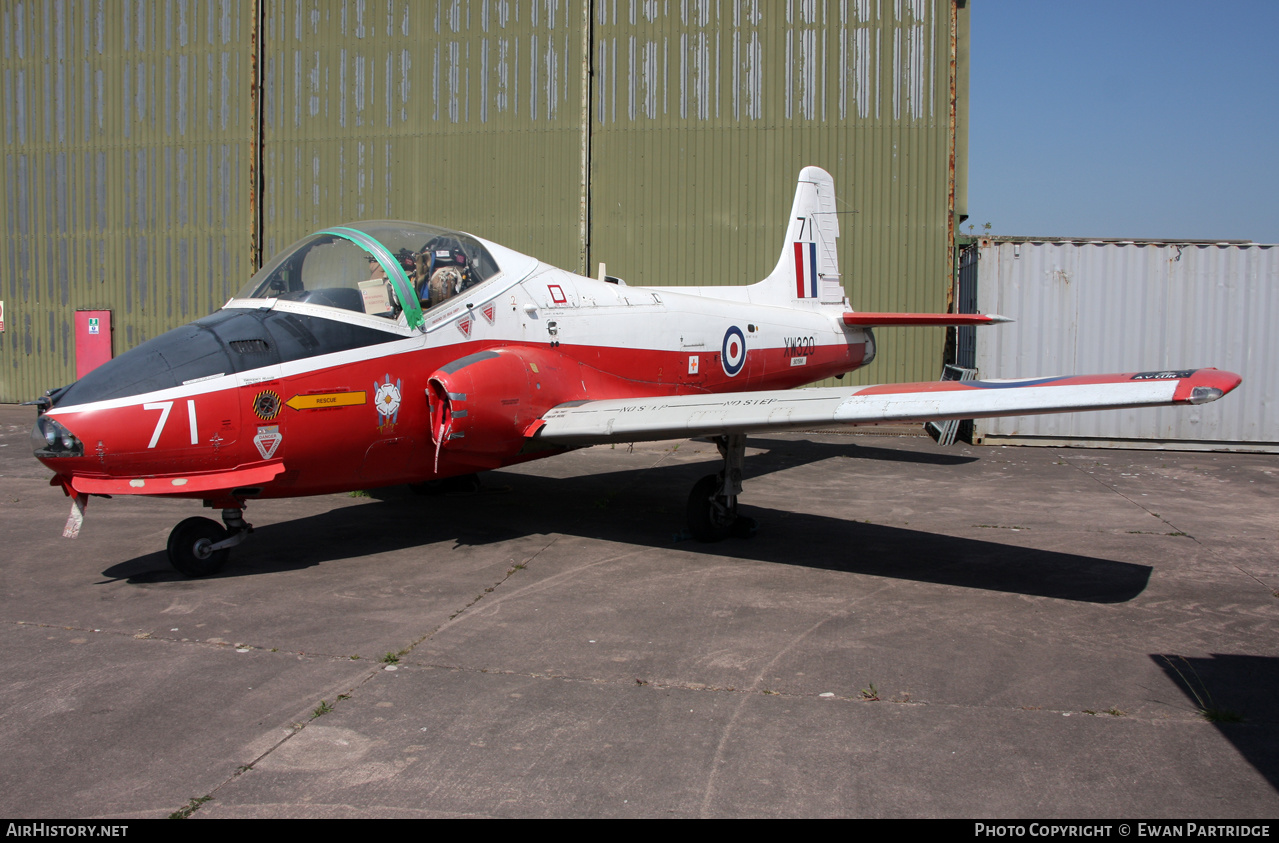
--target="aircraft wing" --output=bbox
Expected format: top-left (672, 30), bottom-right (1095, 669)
top-left (529, 369), bottom-right (1241, 446)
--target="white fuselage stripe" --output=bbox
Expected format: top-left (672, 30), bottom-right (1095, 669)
top-left (51, 263), bottom-right (856, 416)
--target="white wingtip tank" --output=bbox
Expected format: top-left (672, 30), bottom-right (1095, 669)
top-left (756, 166), bottom-right (846, 307)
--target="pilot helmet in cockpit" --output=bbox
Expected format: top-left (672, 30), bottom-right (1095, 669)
top-left (419, 239), bottom-right (473, 308)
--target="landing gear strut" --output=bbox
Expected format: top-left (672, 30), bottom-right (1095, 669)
top-left (167, 506), bottom-right (253, 577)
top-left (686, 434), bottom-right (757, 542)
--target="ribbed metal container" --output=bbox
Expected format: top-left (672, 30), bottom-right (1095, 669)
top-left (974, 238), bottom-right (1278, 450)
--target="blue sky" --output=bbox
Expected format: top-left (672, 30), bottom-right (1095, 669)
top-left (968, 0), bottom-right (1279, 242)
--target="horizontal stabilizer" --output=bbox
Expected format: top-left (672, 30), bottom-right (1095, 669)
top-left (532, 369), bottom-right (1241, 446)
top-left (842, 312), bottom-right (1012, 327)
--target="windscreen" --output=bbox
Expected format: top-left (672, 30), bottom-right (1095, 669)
top-left (236, 222), bottom-right (501, 328)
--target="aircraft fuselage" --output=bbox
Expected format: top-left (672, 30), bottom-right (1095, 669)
top-left (36, 261), bottom-right (869, 508)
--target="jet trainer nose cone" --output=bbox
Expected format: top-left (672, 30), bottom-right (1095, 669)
top-left (31, 414), bottom-right (85, 459)
top-left (48, 306), bottom-right (405, 413)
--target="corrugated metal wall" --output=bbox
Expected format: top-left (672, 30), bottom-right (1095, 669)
top-left (589, 0), bottom-right (961, 386)
top-left (1, 0), bottom-right (964, 402)
top-left (259, 0), bottom-right (591, 270)
top-left (974, 239), bottom-right (1278, 450)
top-left (1, 0), bottom-right (254, 402)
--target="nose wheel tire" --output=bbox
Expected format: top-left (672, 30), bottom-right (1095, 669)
top-left (167, 517), bottom-right (231, 578)
top-left (687, 473), bottom-right (743, 543)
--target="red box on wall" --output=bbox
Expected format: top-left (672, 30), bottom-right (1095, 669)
top-left (75, 310), bottom-right (113, 379)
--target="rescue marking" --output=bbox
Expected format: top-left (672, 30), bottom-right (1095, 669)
top-left (721, 326), bottom-right (747, 377)
top-left (285, 391), bottom-right (367, 411)
top-left (548, 284), bottom-right (567, 304)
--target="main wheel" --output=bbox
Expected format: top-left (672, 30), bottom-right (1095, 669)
top-left (167, 517), bottom-right (231, 578)
top-left (687, 473), bottom-right (738, 542)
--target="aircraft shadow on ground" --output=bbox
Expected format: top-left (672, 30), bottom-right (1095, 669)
top-left (1153, 654), bottom-right (1279, 791)
top-left (105, 438), bottom-right (1148, 603)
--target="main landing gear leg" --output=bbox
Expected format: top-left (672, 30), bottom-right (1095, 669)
top-left (686, 433), bottom-right (757, 542)
top-left (166, 505), bottom-right (254, 578)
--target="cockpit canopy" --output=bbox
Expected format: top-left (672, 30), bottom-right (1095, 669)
top-left (235, 222), bottom-right (502, 328)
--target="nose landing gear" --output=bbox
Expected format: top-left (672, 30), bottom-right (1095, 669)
top-left (167, 507), bottom-right (253, 577)
top-left (686, 434), bottom-right (757, 542)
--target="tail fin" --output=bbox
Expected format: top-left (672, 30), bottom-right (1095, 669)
top-left (751, 167), bottom-right (1013, 328)
top-left (757, 166), bottom-right (845, 306)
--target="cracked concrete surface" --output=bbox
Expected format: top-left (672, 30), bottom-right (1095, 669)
top-left (2, 405), bottom-right (1277, 818)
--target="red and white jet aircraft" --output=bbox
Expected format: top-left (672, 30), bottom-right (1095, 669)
top-left (32, 167), bottom-right (1241, 576)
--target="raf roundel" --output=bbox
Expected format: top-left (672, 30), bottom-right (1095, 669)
top-left (721, 326), bottom-right (747, 377)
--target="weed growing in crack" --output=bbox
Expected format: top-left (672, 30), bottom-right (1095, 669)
top-left (1161, 656), bottom-right (1244, 723)
top-left (169, 795), bottom-right (212, 819)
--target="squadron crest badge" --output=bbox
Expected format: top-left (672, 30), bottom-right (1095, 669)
top-left (374, 374), bottom-right (402, 432)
